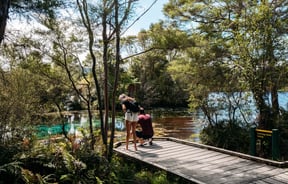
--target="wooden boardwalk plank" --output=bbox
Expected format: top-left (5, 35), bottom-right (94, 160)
top-left (276, 172), bottom-right (288, 181)
top-left (205, 165), bottom-right (283, 184)
top-left (260, 177), bottom-right (287, 184)
top-left (114, 138), bottom-right (288, 184)
top-left (138, 144), bottom-right (203, 161)
top-left (251, 180), bottom-right (273, 184)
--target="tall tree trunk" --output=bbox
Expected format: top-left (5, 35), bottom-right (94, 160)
top-left (267, 32), bottom-right (280, 127)
top-left (108, 0), bottom-right (120, 161)
top-left (270, 78), bottom-right (279, 126)
top-left (107, 0), bottom-right (135, 160)
top-left (0, 0), bottom-right (10, 43)
top-left (102, 1), bottom-right (109, 157)
top-left (76, 0), bottom-right (100, 150)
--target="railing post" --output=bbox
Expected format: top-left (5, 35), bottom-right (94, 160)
top-left (272, 129), bottom-right (279, 160)
top-left (250, 127), bottom-right (256, 156)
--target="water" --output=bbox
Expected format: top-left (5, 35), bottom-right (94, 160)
top-left (207, 92), bottom-right (288, 123)
top-left (153, 116), bottom-right (202, 142)
top-left (35, 117), bottom-right (125, 138)
top-left (36, 110), bottom-right (203, 142)
top-left (36, 92), bottom-right (288, 142)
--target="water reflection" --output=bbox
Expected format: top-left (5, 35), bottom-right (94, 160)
top-left (36, 113), bottom-right (126, 138)
top-left (153, 117), bottom-right (202, 142)
top-left (35, 92), bottom-right (288, 142)
top-left (36, 110), bottom-right (203, 143)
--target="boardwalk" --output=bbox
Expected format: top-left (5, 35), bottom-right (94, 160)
top-left (114, 137), bottom-right (288, 184)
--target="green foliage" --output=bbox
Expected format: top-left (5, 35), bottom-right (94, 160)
top-left (10, 0), bottom-right (67, 17)
top-left (276, 110), bottom-right (288, 160)
top-left (0, 144), bottom-right (22, 165)
top-left (199, 108), bottom-right (288, 160)
top-left (107, 156), bottom-right (179, 184)
top-left (0, 44), bottom-right (72, 145)
top-left (135, 170), bottom-right (170, 184)
top-left (11, 139), bottom-right (106, 183)
top-left (121, 23), bottom-right (192, 108)
top-left (200, 120), bottom-right (250, 153)
top-left (163, 0), bottom-right (288, 129)
top-left (0, 138), bottom-right (180, 184)
top-left (0, 161), bottom-right (23, 184)
top-left (0, 67), bottom-right (49, 147)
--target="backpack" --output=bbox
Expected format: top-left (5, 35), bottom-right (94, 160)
top-left (129, 101), bottom-right (140, 112)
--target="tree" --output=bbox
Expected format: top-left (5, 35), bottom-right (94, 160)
top-left (76, 0), bottom-right (137, 160)
top-left (164, 0), bottom-right (288, 129)
top-left (2, 0), bottom-right (141, 161)
top-left (120, 23), bottom-right (192, 108)
top-left (0, 0), bottom-right (10, 43)
top-left (0, 37), bottom-right (72, 145)
top-left (0, 0), bottom-right (66, 44)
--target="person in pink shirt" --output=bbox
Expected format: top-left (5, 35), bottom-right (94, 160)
top-left (136, 108), bottom-right (154, 146)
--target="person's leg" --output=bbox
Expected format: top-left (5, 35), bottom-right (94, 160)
top-left (142, 135), bottom-right (153, 145)
top-left (131, 121), bottom-right (137, 151)
top-left (125, 120), bottom-right (131, 150)
top-left (139, 139), bottom-right (145, 145)
top-left (149, 137), bottom-right (153, 145)
top-left (136, 131), bottom-right (144, 145)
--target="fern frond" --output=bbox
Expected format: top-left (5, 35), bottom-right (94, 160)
top-left (0, 161), bottom-right (22, 175)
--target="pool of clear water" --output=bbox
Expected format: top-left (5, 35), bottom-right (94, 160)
top-left (36, 110), bottom-right (204, 142)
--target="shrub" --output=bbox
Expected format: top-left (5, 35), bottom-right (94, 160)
top-left (200, 120), bottom-right (250, 153)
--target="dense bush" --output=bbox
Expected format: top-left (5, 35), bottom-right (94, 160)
top-left (200, 120), bottom-right (250, 154)
top-left (277, 110), bottom-right (288, 160)
top-left (0, 138), bottom-right (179, 184)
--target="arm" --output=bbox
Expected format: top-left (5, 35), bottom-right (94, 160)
top-left (126, 96), bottom-right (135, 102)
top-left (121, 103), bottom-right (127, 112)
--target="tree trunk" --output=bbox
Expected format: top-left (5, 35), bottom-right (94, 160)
top-left (271, 82), bottom-right (279, 125)
top-left (0, 0), bottom-right (10, 43)
top-left (252, 87), bottom-right (272, 129)
top-left (108, 0), bottom-right (120, 161)
top-left (102, 1), bottom-right (109, 158)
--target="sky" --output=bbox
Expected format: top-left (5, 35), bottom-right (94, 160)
top-left (6, 0), bottom-right (169, 37)
top-left (124, 0), bottom-right (169, 36)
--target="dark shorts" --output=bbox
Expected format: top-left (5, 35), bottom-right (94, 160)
top-left (136, 131), bottom-right (152, 139)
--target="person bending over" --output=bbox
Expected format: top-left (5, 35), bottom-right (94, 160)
top-left (136, 108), bottom-right (154, 146)
top-left (119, 93), bottom-right (139, 151)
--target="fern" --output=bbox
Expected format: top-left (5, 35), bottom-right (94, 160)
top-left (0, 161), bottom-right (22, 175)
